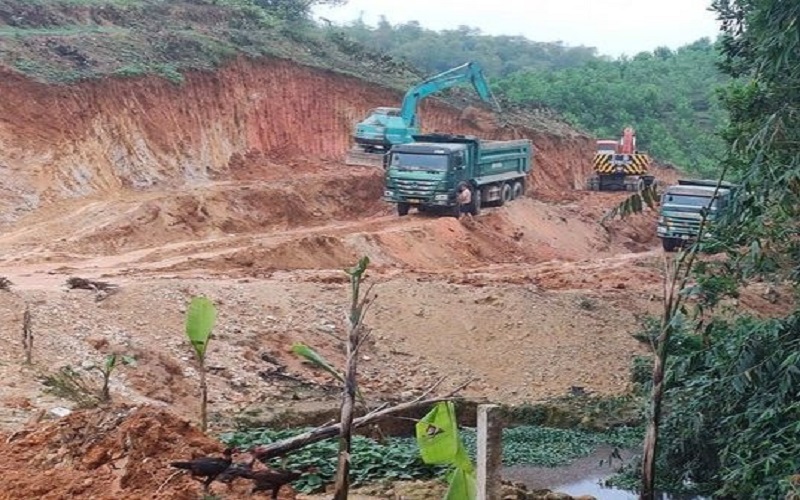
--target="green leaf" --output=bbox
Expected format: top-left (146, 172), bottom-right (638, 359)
top-left (185, 296), bottom-right (217, 360)
top-left (291, 343), bottom-right (344, 383)
top-left (104, 354), bottom-right (117, 371)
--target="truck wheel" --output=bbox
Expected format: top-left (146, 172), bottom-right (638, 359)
top-left (397, 203), bottom-right (410, 216)
top-left (471, 188), bottom-right (482, 216)
top-left (512, 181), bottom-right (524, 200)
top-left (661, 237), bottom-right (679, 252)
top-left (498, 184), bottom-right (511, 206)
top-left (637, 178), bottom-right (646, 192)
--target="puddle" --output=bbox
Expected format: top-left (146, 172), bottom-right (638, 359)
top-left (552, 475), bottom-right (703, 499)
top-left (503, 446), bottom-right (707, 500)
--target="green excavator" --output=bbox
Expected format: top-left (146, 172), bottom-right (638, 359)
top-left (345, 61), bottom-right (501, 168)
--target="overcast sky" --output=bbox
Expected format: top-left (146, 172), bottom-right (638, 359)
top-left (313, 0), bottom-right (721, 58)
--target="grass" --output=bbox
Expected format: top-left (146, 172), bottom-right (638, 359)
top-left (0, 0), bottom-right (423, 87)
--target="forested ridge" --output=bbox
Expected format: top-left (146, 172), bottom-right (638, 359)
top-left (336, 17), bottom-right (729, 176)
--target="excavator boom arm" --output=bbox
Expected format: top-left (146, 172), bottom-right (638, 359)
top-left (399, 62), bottom-right (499, 127)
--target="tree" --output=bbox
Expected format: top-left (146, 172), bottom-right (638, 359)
top-left (253, 0), bottom-right (347, 21)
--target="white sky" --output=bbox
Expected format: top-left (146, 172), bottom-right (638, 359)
top-left (313, 0), bottom-right (721, 58)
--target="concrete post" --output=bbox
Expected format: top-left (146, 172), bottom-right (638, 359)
top-left (476, 404), bottom-right (503, 500)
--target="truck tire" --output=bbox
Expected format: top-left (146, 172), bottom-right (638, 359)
top-left (512, 181), bottom-right (524, 200)
top-left (661, 237), bottom-right (679, 252)
top-left (498, 183), bottom-right (511, 206)
top-left (637, 177), bottom-right (646, 192)
top-left (471, 187), bottom-right (482, 216)
top-left (397, 203), bottom-right (410, 216)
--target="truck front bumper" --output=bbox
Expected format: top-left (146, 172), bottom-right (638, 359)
top-left (383, 190), bottom-right (453, 206)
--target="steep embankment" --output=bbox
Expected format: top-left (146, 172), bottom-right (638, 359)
top-left (0, 56), bottom-right (589, 206)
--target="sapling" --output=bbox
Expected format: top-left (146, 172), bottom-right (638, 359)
top-left (184, 296), bottom-right (217, 432)
top-left (290, 256), bottom-right (373, 500)
top-left (94, 353), bottom-right (136, 402)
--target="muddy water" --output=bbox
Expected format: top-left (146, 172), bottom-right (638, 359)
top-left (503, 446), bottom-right (707, 500)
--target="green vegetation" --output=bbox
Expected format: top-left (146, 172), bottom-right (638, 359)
top-left (646, 1), bottom-right (800, 497)
top-left (221, 423), bottom-right (642, 493)
top-left (496, 39), bottom-right (728, 176)
top-left (41, 353), bottom-right (136, 408)
top-left (462, 426), bottom-right (641, 468)
top-left (222, 428), bottom-right (441, 493)
top-left (184, 295), bottom-right (217, 432)
top-left (603, 3), bottom-right (800, 496)
top-left (338, 18), bottom-right (599, 77)
top-left (0, 0), bottom-right (421, 89)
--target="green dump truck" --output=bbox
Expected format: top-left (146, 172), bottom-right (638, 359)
top-left (657, 179), bottom-right (738, 252)
top-left (383, 134), bottom-right (533, 217)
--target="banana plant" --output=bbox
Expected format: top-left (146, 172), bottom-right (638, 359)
top-left (185, 296), bottom-right (217, 432)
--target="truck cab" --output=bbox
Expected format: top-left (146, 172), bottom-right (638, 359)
top-left (657, 179), bottom-right (737, 252)
top-left (383, 141), bottom-right (471, 216)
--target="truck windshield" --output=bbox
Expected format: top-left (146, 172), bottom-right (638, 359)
top-left (390, 153), bottom-right (449, 171)
top-left (663, 194), bottom-right (718, 208)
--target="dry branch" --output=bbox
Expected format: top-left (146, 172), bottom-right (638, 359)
top-left (250, 379), bottom-right (473, 463)
top-left (66, 277), bottom-right (120, 302)
top-left (22, 305), bottom-right (33, 365)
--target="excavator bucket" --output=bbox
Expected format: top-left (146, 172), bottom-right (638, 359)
top-left (344, 147), bottom-right (386, 168)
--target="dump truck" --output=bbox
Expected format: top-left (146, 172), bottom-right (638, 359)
top-left (657, 179), bottom-right (738, 252)
top-left (345, 62), bottom-right (500, 168)
top-left (587, 127), bottom-right (656, 191)
top-left (383, 133), bottom-right (533, 217)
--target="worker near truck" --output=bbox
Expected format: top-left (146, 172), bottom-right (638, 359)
top-left (457, 183), bottom-right (473, 219)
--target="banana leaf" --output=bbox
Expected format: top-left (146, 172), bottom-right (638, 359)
top-left (185, 296), bottom-right (217, 360)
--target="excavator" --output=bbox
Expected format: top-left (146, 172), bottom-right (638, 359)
top-left (587, 127), bottom-right (656, 191)
top-left (344, 62), bottom-right (501, 168)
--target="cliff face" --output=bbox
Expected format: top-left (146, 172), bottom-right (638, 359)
top-left (0, 56), bottom-right (592, 221)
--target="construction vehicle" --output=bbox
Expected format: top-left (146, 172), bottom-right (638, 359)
top-left (345, 62), bottom-right (500, 168)
top-left (383, 133), bottom-right (532, 217)
top-left (657, 179), bottom-right (738, 251)
top-left (587, 127), bottom-right (656, 191)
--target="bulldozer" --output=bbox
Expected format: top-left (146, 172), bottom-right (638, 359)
top-left (344, 62), bottom-right (500, 168)
top-left (586, 127), bottom-right (656, 191)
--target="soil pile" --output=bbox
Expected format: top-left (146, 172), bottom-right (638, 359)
top-left (0, 405), bottom-right (295, 499)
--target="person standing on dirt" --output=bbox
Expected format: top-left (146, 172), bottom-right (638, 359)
top-left (457, 183), bottom-right (473, 220)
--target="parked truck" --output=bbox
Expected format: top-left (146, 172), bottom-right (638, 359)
top-left (383, 133), bottom-right (533, 217)
top-left (657, 179), bottom-right (738, 252)
top-left (587, 127), bottom-right (656, 191)
top-left (345, 62), bottom-right (500, 168)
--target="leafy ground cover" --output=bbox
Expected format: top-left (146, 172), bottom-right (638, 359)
top-left (221, 424), bottom-right (643, 493)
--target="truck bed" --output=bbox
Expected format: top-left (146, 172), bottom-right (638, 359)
top-left (475, 139), bottom-right (532, 181)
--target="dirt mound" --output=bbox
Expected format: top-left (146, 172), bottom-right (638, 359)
top-left (0, 405), bottom-right (294, 499)
top-left (145, 196), bottom-right (658, 277)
